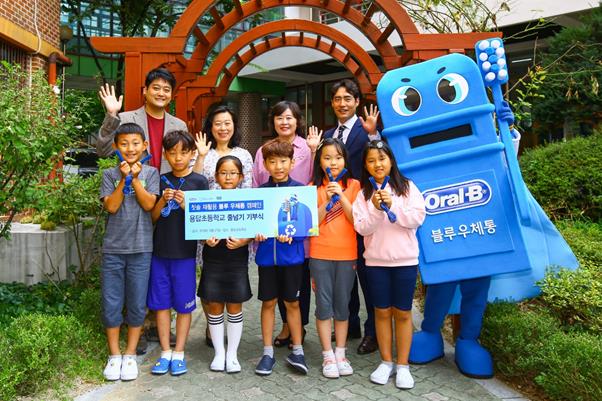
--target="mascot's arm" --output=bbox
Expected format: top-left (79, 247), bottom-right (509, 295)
top-left (391, 181), bottom-right (426, 229)
top-left (353, 195), bottom-right (384, 236)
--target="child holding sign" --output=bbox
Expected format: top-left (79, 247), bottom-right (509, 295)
top-left (147, 130), bottom-right (208, 376)
top-left (100, 123), bottom-right (159, 381)
top-left (199, 155), bottom-right (253, 373)
top-left (254, 139), bottom-right (308, 376)
top-left (309, 138), bottom-right (361, 379)
top-left (352, 140), bottom-right (426, 389)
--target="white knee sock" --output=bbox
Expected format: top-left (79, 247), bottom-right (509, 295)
top-left (226, 312), bottom-right (243, 363)
top-left (208, 313), bottom-right (225, 370)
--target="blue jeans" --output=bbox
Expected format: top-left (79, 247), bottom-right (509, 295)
top-left (101, 252), bottom-right (151, 328)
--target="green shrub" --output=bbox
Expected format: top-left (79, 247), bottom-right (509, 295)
top-left (0, 313), bottom-right (104, 400)
top-left (536, 331), bottom-right (602, 401)
top-left (556, 220), bottom-right (602, 264)
top-left (482, 302), bottom-right (557, 377)
top-left (539, 261), bottom-right (602, 332)
top-left (0, 281), bottom-right (73, 328)
top-left (483, 302), bottom-right (602, 401)
top-left (520, 131), bottom-right (602, 221)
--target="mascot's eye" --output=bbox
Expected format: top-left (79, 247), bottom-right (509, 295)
top-left (391, 86), bottom-right (421, 116)
top-left (437, 73), bottom-right (469, 104)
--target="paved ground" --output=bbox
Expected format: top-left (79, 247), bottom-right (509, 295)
top-left (77, 268), bottom-right (528, 401)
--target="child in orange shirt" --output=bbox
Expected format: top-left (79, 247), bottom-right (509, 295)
top-left (309, 138), bottom-right (361, 379)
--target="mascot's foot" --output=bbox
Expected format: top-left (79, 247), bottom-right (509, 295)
top-left (454, 338), bottom-right (493, 379)
top-left (409, 331), bottom-right (444, 364)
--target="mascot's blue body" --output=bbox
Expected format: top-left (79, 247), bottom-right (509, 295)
top-left (376, 43), bottom-right (578, 378)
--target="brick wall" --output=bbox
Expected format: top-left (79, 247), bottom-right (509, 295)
top-left (0, 0), bottom-right (61, 48)
top-left (0, 0), bottom-right (60, 72)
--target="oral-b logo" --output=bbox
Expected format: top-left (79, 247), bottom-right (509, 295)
top-left (423, 180), bottom-right (491, 215)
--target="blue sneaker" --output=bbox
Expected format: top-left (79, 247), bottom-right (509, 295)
top-left (170, 359), bottom-right (188, 376)
top-left (255, 355), bottom-right (276, 376)
top-left (286, 353), bottom-right (308, 374)
top-left (151, 357), bottom-right (170, 375)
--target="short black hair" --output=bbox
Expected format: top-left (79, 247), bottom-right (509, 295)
top-left (202, 104), bottom-right (241, 149)
top-left (145, 68), bottom-right (176, 90)
top-left (162, 130), bottom-right (195, 152)
top-left (113, 122), bottom-right (145, 143)
top-left (268, 100), bottom-right (306, 138)
top-left (312, 137), bottom-right (352, 187)
top-left (330, 79), bottom-right (361, 101)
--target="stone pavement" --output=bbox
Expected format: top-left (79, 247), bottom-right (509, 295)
top-left (77, 268), bottom-right (528, 401)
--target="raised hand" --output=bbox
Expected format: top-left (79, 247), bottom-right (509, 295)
top-left (98, 83), bottom-right (123, 117)
top-left (306, 125), bottom-right (323, 153)
top-left (359, 104), bottom-right (380, 135)
top-left (194, 132), bottom-right (212, 158)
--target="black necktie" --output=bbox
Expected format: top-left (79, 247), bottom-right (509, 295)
top-left (336, 125), bottom-right (346, 142)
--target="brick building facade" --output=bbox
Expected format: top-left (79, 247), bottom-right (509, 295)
top-left (0, 0), bottom-right (62, 73)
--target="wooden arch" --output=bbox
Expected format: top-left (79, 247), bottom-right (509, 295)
top-left (90, 0), bottom-right (500, 120)
top-left (184, 0), bottom-right (400, 70)
top-left (179, 33), bottom-right (382, 129)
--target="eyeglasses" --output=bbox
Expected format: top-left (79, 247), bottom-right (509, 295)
top-left (217, 171), bottom-right (241, 178)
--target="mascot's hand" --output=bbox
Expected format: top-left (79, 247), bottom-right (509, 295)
top-left (498, 101), bottom-right (515, 126)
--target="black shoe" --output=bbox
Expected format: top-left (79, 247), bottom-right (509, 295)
top-left (357, 335), bottom-right (378, 355)
top-left (136, 334), bottom-right (148, 355)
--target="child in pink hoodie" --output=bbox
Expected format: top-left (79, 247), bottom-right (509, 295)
top-left (352, 140), bottom-right (426, 390)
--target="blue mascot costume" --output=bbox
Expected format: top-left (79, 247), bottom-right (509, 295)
top-left (376, 39), bottom-right (578, 378)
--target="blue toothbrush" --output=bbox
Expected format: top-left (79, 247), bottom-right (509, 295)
top-left (369, 175), bottom-right (397, 223)
top-left (325, 167), bottom-right (348, 212)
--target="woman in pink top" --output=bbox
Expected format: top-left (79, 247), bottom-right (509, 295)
top-left (252, 101), bottom-right (315, 187)
top-left (252, 100), bottom-right (318, 349)
top-left (353, 140), bottom-right (426, 390)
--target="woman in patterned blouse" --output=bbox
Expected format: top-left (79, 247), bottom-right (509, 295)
top-left (193, 104), bottom-right (253, 190)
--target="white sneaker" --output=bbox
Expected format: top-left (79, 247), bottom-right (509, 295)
top-left (210, 354), bottom-right (225, 371)
top-left (370, 362), bottom-right (395, 385)
top-left (396, 366), bottom-right (415, 389)
top-left (322, 358), bottom-right (340, 379)
top-left (226, 358), bottom-right (241, 373)
top-left (336, 358), bottom-right (353, 376)
top-left (103, 355), bottom-right (122, 381)
top-left (120, 355), bottom-right (138, 381)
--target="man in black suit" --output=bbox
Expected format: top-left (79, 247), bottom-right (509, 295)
top-left (324, 79), bottom-right (380, 355)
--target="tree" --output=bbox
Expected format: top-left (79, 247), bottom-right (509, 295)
top-left (528, 6), bottom-right (602, 132)
top-left (0, 63), bottom-right (79, 238)
top-left (62, 0), bottom-right (191, 93)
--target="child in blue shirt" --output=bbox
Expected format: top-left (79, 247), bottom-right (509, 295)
top-left (254, 139), bottom-right (309, 376)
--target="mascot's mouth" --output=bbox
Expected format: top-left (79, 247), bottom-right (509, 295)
top-left (409, 124), bottom-right (473, 148)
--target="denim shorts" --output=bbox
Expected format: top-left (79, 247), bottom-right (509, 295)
top-left (101, 252), bottom-right (151, 328)
top-left (365, 265), bottom-right (418, 311)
